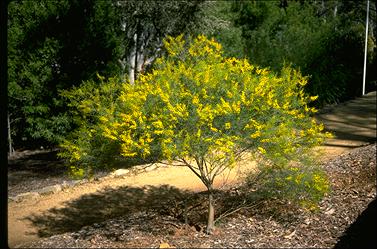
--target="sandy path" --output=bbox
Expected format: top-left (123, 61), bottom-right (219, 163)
top-left (8, 92), bottom-right (376, 248)
top-left (317, 91), bottom-right (376, 160)
top-left (8, 160), bottom-right (257, 247)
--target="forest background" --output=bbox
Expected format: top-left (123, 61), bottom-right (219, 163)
top-left (7, 0), bottom-right (377, 153)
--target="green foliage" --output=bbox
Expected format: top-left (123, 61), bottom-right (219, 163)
top-left (116, 0), bottom-right (203, 79)
top-left (231, 0), bottom-right (377, 106)
top-left (61, 34), bottom-right (330, 189)
top-left (7, 0), bottom-right (125, 147)
top-left (192, 1), bottom-right (245, 58)
top-left (8, 1), bottom-right (71, 145)
top-left (58, 75), bottom-right (124, 177)
top-left (246, 159), bottom-right (329, 210)
top-left (7, 0), bottom-right (205, 149)
top-left (60, 35), bottom-right (331, 232)
top-left (7, 0), bottom-right (376, 151)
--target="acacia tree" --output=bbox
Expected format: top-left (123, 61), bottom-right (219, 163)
top-left (61, 35), bottom-right (330, 233)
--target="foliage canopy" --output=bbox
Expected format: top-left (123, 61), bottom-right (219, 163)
top-left (60, 35), bottom-right (331, 233)
top-left (61, 35), bottom-right (330, 176)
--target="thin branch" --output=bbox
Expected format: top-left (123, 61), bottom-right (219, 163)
top-left (211, 164), bottom-right (226, 183)
top-left (211, 156), bottom-right (235, 181)
top-left (157, 160), bottom-right (186, 167)
top-left (182, 157), bottom-right (203, 183)
top-left (214, 201), bottom-right (265, 224)
top-left (163, 221), bottom-right (180, 228)
top-left (218, 166), bottom-right (233, 190)
top-left (195, 156), bottom-right (211, 188)
top-left (175, 158), bottom-right (199, 169)
top-left (202, 157), bottom-right (209, 178)
top-left (184, 202), bottom-right (203, 214)
top-left (203, 159), bottom-right (213, 184)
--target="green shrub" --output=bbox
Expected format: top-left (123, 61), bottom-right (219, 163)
top-left (58, 75), bottom-right (125, 178)
top-left (245, 159), bottom-right (329, 210)
top-left (59, 34), bottom-right (331, 232)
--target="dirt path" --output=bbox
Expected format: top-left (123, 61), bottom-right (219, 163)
top-left (8, 92), bottom-right (376, 248)
top-left (8, 158), bottom-right (257, 247)
top-left (316, 91), bottom-right (376, 160)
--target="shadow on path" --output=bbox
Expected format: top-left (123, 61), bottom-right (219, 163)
top-left (24, 181), bottom-right (308, 239)
top-left (327, 131), bottom-right (375, 144)
top-left (8, 150), bottom-right (66, 176)
top-left (334, 198), bottom-right (377, 249)
top-left (25, 185), bottom-right (208, 237)
top-left (317, 91), bottom-right (376, 149)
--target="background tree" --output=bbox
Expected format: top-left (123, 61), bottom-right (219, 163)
top-left (8, 0), bottom-right (70, 149)
top-left (7, 0), bottom-right (124, 149)
top-left (191, 1), bottom-right (245, 58)
top-left (9, 0), bottom-right (375, 152)
top-left (116, 0), bottom-right (202, 84)
top-left (7, 0), bottom-right (203, 151)
top-left (231, 0), bottom-right (377, 105)
top-left (60, 35), bottom-right (330, 234)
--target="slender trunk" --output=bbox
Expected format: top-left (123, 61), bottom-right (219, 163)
top-left (206, 189), bottom-right (215, 234)
top-left (118, 58), bottom-right (127, 81)
top-left (134, 36), bottom-right (138, 83)
top-left (7, 113), bottom-right (14, 157)
top-left (133, 19), bottom-right (140, 84)
top-left (129, 19), bottom-right (139, 85)
top-left (363, 0), bottom-right (370, 95)
top-left (136, 30), bottom-right (146, 73)
top-left (129, 33), bottom-right (137, 85)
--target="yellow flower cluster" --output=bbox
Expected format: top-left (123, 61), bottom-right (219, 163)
top-left (60, 34), bottom-right (330, 187)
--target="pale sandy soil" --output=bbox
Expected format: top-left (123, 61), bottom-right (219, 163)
top-left (8, 160), bottom-right (257, 247)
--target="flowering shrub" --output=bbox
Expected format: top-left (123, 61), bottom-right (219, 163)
top-left (58, 75), bottom-right (125, 178)
top-left (59, 34), bottom-right (331, 232)
top-left (246, 161), bottom-right (330, 211)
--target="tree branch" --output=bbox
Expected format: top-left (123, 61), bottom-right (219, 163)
top-left (214, 200), bottom-right (265, 224)
top-left (181, 157), bottom-right (203, 182)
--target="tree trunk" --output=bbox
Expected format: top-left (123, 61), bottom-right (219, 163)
top-left (118, 58), bottom-right (127, 81)
top-left (206, 189), bottom-right (215, 234)
top-left (7, 113), bottom-right (14, 157)
top-left (128, 32), bottom-right (137, 85)
top-left (133, 32), bottom-right (138, 83)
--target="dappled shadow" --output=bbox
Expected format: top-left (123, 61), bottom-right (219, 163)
top-left (333, 198), bottom-right (377, 249)
top-left (324, 129), bottom-right (376, 146)
top-left (25, 183), bottom-right (280, 238)
top-left (25, 185), bottom-right (211, 237)
top-left (322, 142), bottom-right (371, 149)
top-left (317, 114), bottom-right (376, 148)
top-left (8, 150), bottom-right (66, 177)
top-left (7, 149), bottom-right (160, 192)
top-left (319, 117), bottom-right (376, 131)
top-left (316, 91), bottom-right (376, 147)
top-left (7, 150), bottom-right (73, 196)
top-left (7, 148), bottom-right (161, 176)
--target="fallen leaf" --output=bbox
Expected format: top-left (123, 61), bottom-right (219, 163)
top-left (284, 230), bottom-right (296, 239)
top-left (159, 242), bottom-right (175, 248)
top-left (325, 208), bottom-right (335, 215)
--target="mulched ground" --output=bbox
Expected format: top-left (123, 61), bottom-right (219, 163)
top-left (16, 143), bottom-right (376, 248)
